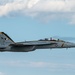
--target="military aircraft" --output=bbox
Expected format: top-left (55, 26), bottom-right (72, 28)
top-left (0, 32), bottom-right (75, 52)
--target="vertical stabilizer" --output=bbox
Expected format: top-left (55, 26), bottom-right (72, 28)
top-left (0, 32), bottom-right (14, 48)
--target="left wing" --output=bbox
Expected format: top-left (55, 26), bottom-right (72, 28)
top-left (10, 43), bottom-right (57, 47)
top-left (9, 42), bottom-right (57, 52)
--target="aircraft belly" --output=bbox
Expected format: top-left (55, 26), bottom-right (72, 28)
top-left (0, 49), bottom-right (6, 52)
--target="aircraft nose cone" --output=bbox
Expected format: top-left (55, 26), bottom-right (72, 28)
top-left (71, 43), bottom-right (75, 47)
top-left (66, 42), bottom-right (75, 48)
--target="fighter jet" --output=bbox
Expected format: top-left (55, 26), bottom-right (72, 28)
top-left (0, 32), bottom-right (75, 52)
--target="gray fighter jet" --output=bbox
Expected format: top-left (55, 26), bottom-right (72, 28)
top-left (0, 32), bottom-right (75, 52)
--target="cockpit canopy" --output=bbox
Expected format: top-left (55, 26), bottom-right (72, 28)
top-left (39, 38), bottom-right (65, 42)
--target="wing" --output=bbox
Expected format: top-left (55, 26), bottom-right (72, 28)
top-left (9, 42), bottom-right (57, 52)
top-left (10, 43), bottom-right (57, 47)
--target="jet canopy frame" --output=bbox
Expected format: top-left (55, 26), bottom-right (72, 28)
top-left (39, 38), bottom-right (65, 42)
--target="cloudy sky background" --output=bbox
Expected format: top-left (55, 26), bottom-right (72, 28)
top-left (0, 0), bottom-right (75, 75)
top-left (0, 0), bottom-right (75, 24)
